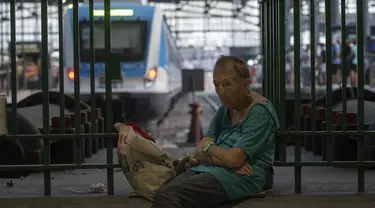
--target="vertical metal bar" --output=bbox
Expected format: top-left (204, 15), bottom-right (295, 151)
top-left (274, 0), bottom-right (279, 109)
top-left (0, 3), bottom-right (3, 94)
top-left (266, 2), bottom-right (270, 98)
top-left (267, 0), bottom-right (272, 100)
top-left (59, 0), bottom-right (65, 133)
top-left (73, 0), bottom-right (82, 164)
top-left (273, 0), bottom-right (277, 104)
top-left (266, 2), bottom-right (271, 98)
top-left (264, 2), bottom-right (269, 97)
top-left (325, 0), bottom-right (333, 162)
top-left (310, 0), bottom-right (317, 150)
top-left (89, 0), bottom-right (96, 145)
top-left (10, 0), bottom-right (17, 135)
top-left (260, 2), bottom-right (267, 97)
top-left (41, 0), bottom-right (51, 196)
top-left (269, 0), bottom-right (274, 102)
top-left (104, 0), bottom-right (114, 195)
top-left (341, 0), bottom-right (347, 131)
top-left (261, 2), bottom-right (267, 96)
top-left (272, 0), bottom-right (276, 105)
top-left (267, 2), bottom-right (272, 98)
top-left (356, 0), bottom-right (365, 193)
top-left (293, 0), bottom-right (302, 193)
top-left (20, 0), bottom-right (25, 90)
top-left (89, 0), bottom-right (98, 136)
top-left (278, 0), bottom-right (287, 163)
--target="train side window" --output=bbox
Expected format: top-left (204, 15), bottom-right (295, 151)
top-left (165, 27), bottom-right (175, 66)
top-left (164, 20), bottom-right (181, 69)
top-left (164, 24), bottom-right (172, 65)
top-left (170, 38), bottom-right (178, 65)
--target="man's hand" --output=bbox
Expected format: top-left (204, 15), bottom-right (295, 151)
top-left (194, 137), bottom-right (214, 163)
top-left (194, 149), bottom-right (210, 163)
top-left (236, 163), bottom-right (253, 176)
top-left (175, 154), bottom-right (200, 175)
top-left (197, 137), bottom-right (214, 151)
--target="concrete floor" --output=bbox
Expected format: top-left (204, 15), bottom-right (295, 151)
top-left (0, 147), bottom-right (375, 207)
top-left (0, 194), bottom-right (375, 208)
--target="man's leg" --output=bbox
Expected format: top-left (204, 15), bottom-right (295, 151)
top-left (152, 172), bottom-right (229, 208)
top-left (162, 171), bottom-right (198, 187)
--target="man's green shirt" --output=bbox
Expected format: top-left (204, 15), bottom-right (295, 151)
top-left (191, 101), bottom-right (279, 200)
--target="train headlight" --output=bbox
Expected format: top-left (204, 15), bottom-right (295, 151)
top-left (147, 68), bottom-right (157, 80)
top-left (68, 68), bottom-right (74, 81)
top-left (144, 67), bottom-right (158, 88)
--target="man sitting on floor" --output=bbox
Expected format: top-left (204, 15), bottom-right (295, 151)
top-left (151, 56), bottom-right (279, 208)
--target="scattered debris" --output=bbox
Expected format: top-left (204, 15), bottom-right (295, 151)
top-left (68, 183), bottom-right (106, 194)
top-left (6, 180), bottom-right (15, 187)
top-left (71, 172), bottom-right (87, 176)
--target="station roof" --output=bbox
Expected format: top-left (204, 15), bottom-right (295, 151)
top-left (0, 0), bottom-right (250, 5)
top-left (0, 0), bottom-right (260, 48)
top-left (150, 0), bottom-right (249, 6)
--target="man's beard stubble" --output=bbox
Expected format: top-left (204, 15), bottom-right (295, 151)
top-left (219, 91), bottom-right (252, 110)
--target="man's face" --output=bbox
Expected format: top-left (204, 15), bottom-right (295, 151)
top-left (213, 69), bottom-right (250, 108)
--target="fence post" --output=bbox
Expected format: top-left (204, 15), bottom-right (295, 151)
top-left (0, 95), bottom-right (7, 136)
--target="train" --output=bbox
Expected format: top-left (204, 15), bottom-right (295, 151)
top-left (62, 2), bottom-right (183, 122)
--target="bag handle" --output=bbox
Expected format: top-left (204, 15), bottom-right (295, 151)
top-left (124, 122), bottom-right (156, 143)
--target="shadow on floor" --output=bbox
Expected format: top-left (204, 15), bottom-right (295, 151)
top-left (1, 194), bottom-right (375, 208)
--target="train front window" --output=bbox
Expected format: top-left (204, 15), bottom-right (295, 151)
top-left (79, 21), bottom-right (147, 62)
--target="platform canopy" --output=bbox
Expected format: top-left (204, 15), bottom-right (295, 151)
top-left (0, 0), bottom-right (249, 3)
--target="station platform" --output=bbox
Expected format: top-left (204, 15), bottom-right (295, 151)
top-left (0, 194), bottom-right (374, 208)
top-left (0, 147), bottom-right (374, 207)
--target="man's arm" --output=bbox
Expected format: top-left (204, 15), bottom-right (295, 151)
top-left (194, 147), bottom-right (228, 167)
top-left (196, 105), bottom-right (277, 169)
top-left (195, 144), bottom-right (246, 168)
top-left (195, 137), bottom-right (227, 166)
top-left (193, 106), bottom-right (224, 164)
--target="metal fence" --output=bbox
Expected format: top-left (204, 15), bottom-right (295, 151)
top-left (2, 0), bottom-right (375, 197)
top-left (260, 0), bottom-right (375, 194)
top-left (0, 0), bottom-right (118, 196)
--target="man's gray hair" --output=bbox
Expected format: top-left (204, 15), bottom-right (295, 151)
top-left (213, 55), bottom-right (250, 79)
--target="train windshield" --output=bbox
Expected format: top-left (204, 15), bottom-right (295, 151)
top-left (79, 20), bottom-right (147, 62)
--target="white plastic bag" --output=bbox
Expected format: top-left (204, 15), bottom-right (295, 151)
top-left (114, 122), bottom-right (177, 201)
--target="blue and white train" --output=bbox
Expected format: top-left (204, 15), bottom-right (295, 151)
top-left (63, 2), bottom-right (183, 121)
